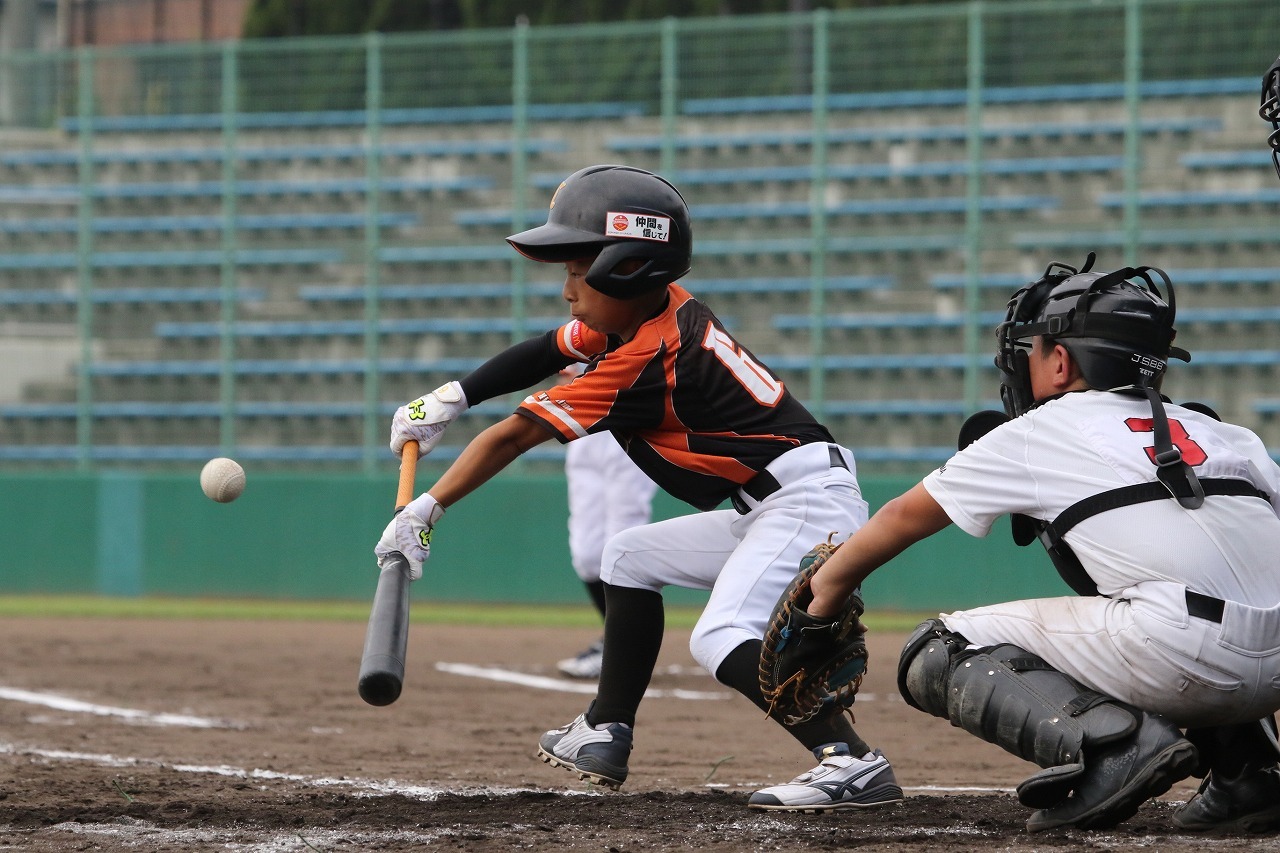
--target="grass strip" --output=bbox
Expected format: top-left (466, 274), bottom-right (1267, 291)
top-left (0, 594), bottom-right (930, 632)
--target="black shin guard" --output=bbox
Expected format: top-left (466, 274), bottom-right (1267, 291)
top-left (588, 584), bottom-right (664, 728)
top-left (899, 620), bottom-right (1148, 809)
top-left (715, 640), bottom-right (870, 756)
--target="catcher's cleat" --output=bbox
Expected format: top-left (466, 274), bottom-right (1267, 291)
top-left (537, 712), bottom-right (632, 790)
top-left (1025, 713), bottom-right (1197, 832)
top-left (556, 638), bottom-right (604, 680)
top-left (1173, 766), bottom-right (1280, 832)
top-left (747, 745), bottom-right (903, 813)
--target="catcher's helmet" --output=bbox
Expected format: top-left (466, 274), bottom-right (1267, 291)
top-left (1263, 54), bottom-right (1280, 180)
top-left (506, 164), bottom-right (692, 299)
top-left (995, 254), bottom-right (1190, 417)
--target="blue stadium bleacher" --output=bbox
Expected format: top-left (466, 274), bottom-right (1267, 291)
top-left (59, 102), bottom-right (645, 133)
top-left (681, 77), bottom-right (1257, 115)
top-left (0, 212), bottom-right (417, 236)
top-left (151, 316), bottom-right (566, 339)
top-left (531, 157), bottom-right (1123, 191)
top-left (1181, 150), bottom-right (1275, 171)
top-left (0, 286), bottom-right (266, 306)
top-left (697, 234), bottom-right (966, 258)
top-left (819, 399), bottom-right (1003, 417)
top-left (606, 117), bottom-right (1222, 155)
top-left (0, 399), bottom-right (515, 420)
top-left (0, 138), bottom-right (568, 170)
top-left (1010, 228), bottom-right (1280, 250)
top-left (931, 268), bottom-right (1280, 292)
top-left (297, 275), bottom-right (895, 304)
top-left (300, 282), bottom-right (564, 303)
top-left (0, 248), bottom-right (344, 270)
top-left (0, 175), bottom-right (493, 201)
top-left (774, 307), bottom-right (1280, 334)
top-left (774, 311), bottom-right (1003, 332)
top-left (1097, 189), bottom-right (1280, 211)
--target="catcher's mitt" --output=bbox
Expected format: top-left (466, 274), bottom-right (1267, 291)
top-left (759, 540), bottom-right (868, 726)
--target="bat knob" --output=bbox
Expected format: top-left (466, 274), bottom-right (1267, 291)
top-left (358, 665), bottom-right (403, 706)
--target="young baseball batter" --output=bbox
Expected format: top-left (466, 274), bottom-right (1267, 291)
top-left (773, 257), bottom-right (1280, 832)
top-left (375, 164), bottom-right (902, 810)
top-left (556, 364), bottom-right (659, 679)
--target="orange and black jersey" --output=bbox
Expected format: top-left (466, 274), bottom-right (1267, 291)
top-left (514, 283), bottom-right (832, 511)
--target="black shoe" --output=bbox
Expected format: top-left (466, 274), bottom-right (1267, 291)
top-left (1173, 766), bottom-right (1280, 832)
top-left (537, 712), bottom-right (632, 789)
top-left (1026, 713), bottom-right (1198, 832)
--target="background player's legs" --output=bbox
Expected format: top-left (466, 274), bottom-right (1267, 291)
top-left (560, 434), bottom-right (657, 679)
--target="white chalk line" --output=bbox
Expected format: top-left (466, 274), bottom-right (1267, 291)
top-left (0, 686), bottom-right (241, 729)
top-left (435, 662), bottom-right (732, 699)
top-left (0, 741), bottom-right (547, 801)
top-left (0, 740), bottom-right (1013, 800)
top-left (435, 662), bottom-right (893, 704)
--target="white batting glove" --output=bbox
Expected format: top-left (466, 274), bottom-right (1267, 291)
top-left (390, 381), bottom-right (469, 458)
top-left (374, 493), bottom-right (445, 581)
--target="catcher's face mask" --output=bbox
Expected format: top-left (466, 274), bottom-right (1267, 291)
top-left (994, 256), bottom-right (1091, 418)
top-left (1263, 55), bottom-right (1280, 181)
top-left (994, 254), bottom-right (1189, 418)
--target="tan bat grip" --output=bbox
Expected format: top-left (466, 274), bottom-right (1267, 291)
top-left (395, 440), bottom-right (419, 510)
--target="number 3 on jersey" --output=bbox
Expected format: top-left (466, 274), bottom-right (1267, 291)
top-left (701, 323), bottom-right (784, 406)
top-left (1125, 417), bottom-right (1209, 466)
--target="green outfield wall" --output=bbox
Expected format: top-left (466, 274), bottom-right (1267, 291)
top-left (0, 472), bottom-right (1067, 611)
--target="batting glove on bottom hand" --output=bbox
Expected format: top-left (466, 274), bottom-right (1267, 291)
top-left (390, 381), bottom-right (468, 459)
top-left (374, 493), bottom-right (445, 581)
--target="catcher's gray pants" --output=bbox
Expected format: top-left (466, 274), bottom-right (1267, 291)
top-left (600, 442), bottom-right (867, 676)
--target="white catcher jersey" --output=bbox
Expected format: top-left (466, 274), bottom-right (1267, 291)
top-left (924, 391), bottom-right (1280, 606)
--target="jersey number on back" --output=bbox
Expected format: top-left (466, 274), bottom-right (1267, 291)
top-left (1124, 417), bottom-right (1209, 466)
top-left (701, 323), bottom-right (785, 406)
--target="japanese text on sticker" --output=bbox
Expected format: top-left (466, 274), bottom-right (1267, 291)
top-left (606, 211), bottom-right (671, 242)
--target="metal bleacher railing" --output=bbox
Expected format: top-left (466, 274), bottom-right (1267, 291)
top-left (1, 0), bottom-right (1278, 474)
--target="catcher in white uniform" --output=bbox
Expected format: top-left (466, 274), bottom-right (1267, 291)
top-left (557, 364), bottom-right (659, 678)
top-left (780, 256), bottom-right (1280, 832)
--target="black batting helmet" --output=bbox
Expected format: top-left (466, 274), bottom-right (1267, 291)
top-left (995, 254), bottom-right (1190, 417)
top-left (1262, 54), bottom-right (1280, 180)
top-left (506, 165), bottom-right (692, 299)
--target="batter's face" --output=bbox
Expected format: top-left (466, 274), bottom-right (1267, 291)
top-left (561, 258), bottom-right (646, 339)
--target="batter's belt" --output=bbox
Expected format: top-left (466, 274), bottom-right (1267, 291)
top-left (731, 444), bottom-right (850, 515)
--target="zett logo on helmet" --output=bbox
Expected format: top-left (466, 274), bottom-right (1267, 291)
top-left (605, 211), bottom-right (671, 242)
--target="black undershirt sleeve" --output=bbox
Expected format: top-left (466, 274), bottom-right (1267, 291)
top-left (456, 329), bottom-right (575, 406)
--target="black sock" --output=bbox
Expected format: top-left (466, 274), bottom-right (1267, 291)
top-left (714, 639), bottom-right (870, 756)
top-left (585, 584), bottom-right (664, 729)
top-left (584, 579), bottom-right (608, 621)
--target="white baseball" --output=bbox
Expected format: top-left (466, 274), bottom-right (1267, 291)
top-left (200, 457), bottom-right (246, 503)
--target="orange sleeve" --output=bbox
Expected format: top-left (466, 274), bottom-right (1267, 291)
top-left (553, 319), bottom-right (609, 362)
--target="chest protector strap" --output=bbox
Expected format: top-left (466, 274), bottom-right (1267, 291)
top-left (1035, 477), bottom-right (1271, 597)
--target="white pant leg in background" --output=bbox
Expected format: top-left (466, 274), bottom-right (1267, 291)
top-left (565, 432), bottom-right (657, 583)
top-left (600, 451), bottom-right (867, 678)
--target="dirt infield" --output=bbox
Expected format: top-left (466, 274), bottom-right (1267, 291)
top-left (0, 615), bottom-right (1276, 852)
